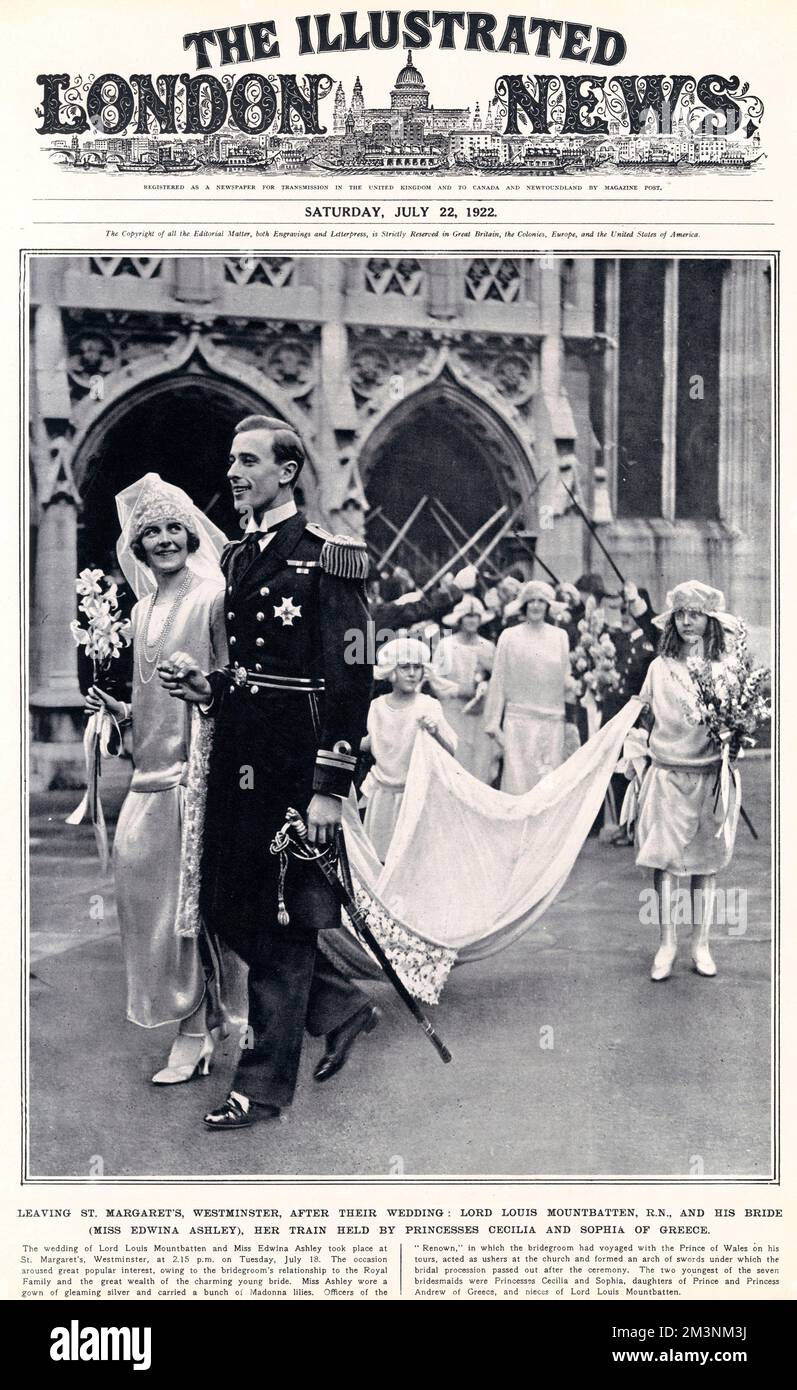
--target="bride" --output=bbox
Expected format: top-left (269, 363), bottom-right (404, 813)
top-left (85, 474), bottom-right (229, 1084)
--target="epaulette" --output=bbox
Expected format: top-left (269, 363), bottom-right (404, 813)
top-left (319, 533), bottom-right (369, 580)
top-left (305, 521), bottom-right (333, 543)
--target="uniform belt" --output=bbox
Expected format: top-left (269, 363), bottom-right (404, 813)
top-left (228, 665), bottom-right (325, 693)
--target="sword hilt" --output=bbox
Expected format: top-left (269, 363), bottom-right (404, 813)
top-left (285, 806), bottom-right (309, 841)
top-left (270, 808), bottom-right (310, 857)
top-left (271, 807), bottom-right (453, 1066)
top-left (270, 808), bottom-right (337, 866)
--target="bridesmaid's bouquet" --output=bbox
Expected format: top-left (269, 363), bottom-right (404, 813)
top-left (570, 609), bottom-right (621, 706)
top-left (70, 567), bottom-right (132, 682)
top-left (686, 624), bottom-right (771, 762)
top-left (67, 568), bottom-right (132, 869)
top-left (686, 624), bottom-right (771, 841)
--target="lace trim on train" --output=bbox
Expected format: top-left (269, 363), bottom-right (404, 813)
top-left (344, 879), bottom-right (457, 1005)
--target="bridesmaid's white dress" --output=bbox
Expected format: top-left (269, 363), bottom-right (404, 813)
top-left (483, 622), bottom-right (569, 794)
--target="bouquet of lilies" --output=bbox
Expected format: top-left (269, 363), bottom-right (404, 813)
top-left (66, 569), bottom-right (132, 869)
top-left (570, 609), bottom-right (621, 706)
top-left (70, 567), bottom-right (132, 683)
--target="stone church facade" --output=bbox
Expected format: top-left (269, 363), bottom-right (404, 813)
top-left (28, 253), bottom-right (771, 786)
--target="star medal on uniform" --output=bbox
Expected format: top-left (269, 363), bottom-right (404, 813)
top-left (273, 595), bottom-right (302, 626)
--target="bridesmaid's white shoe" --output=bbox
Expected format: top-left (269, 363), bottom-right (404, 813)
top-left (650, 943), bottom-right (677, 981)
top-left (691, 921), bottom-right (717, 976)
top-left (151, 1032), bottom-right (214, 1085)
top-left (650, 923), bottom-right (677, 981)
top-left (691, 943), bottom-right (717, 977)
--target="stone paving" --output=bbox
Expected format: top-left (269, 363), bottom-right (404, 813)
top-left (27, 759), bottom-right (773, 1179)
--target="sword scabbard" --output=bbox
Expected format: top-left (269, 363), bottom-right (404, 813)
top-left (276, 809), bottom-right (452, 1065)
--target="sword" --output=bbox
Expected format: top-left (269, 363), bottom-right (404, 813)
top-left (375, 495), bottom-right (429, 570)
top-left (270, 809), bottom-right (452, 1065)
top-left (370, 508), bottom-right (437, 577)
top-left (428, 499), bottom-right (503, 582)
top-left (507, 528), bottom-right (560, 585)
top-left (560, 478), bottom-right (626, 585)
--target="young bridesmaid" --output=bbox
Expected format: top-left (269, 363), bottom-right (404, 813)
top-left (361, 637), bottom-right (457, 862)
top-left (432, 595), bottom-right (496, 783)
top-left (483, 580), bottom-right (571, 794)
top-left (622, 581), bottom-right (741, 981)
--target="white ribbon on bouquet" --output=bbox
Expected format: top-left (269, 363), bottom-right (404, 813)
top-left (715, 734), bottom-right (742, 852)
top-left (64, 707), bottom-right (123, 873)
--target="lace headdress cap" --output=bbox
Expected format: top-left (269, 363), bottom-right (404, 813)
top-left (115, 472), bottom-right (228, 598)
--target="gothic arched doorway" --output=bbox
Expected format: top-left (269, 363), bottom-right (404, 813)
top-left (359, 376), bottom-right (536, 581)
top-left (74, 369), bottom-right (288, 574)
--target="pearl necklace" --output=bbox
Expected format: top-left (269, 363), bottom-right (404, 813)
top-left (138, 572), bottom-right (194, 685)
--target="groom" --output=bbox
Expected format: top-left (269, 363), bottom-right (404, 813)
top-left (159, 415), bottom-right (378, 1130)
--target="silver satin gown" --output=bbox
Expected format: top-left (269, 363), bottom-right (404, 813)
top-left (113, 575), bottom-right (227, 1027)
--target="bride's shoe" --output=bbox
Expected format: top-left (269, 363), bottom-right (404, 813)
top-left (151, 1032), bottom-right (214, 1085)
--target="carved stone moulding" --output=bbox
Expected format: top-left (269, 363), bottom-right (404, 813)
top-left (455, 333), bottom-right (541, 406)
top-left (34, 431), bottom-right (81, 513)
top-left (491, 351), bottom-right (537, 402)
top-left (66, 329), bottom-right (117, 389)
top-left (348, 326), bottom-right (438, 410)
top-left (364, 258), bottom-right (425, 297)
top-left (63, 310), bottom-right (180, 399)
top-left (88, 255), bottom-right (163, 280)
top-left (465, 257), bottom-right (522, 304)
top-left (203, 319), bottom-right (319, 401)
top-left (212, 315), bottom-right (317, 338)
top-left (349, 343), bottom-right (392, 395)
top-left (263, 337), bottom-right (314, 389)
top-left (223, 255), bottom-right (295, 289)
top-left (467, 411), bottom-right (530, 513)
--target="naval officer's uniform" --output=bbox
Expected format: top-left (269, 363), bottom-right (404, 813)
top-left (199, 499), bottom-right (374, 1109)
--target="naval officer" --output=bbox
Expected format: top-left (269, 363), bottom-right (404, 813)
top-left (160, 414), bottom-right (378, 1130)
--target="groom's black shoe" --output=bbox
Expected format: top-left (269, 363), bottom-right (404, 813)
top-left (203, 1093), bottom-right (281, 1130)
top-left (313, 1005), bottom-right (381, 1083)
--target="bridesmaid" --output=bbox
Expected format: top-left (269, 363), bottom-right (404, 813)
top-left (483, 580), bottom-right (571, 793)
top-left (432, 595), bottom-right (496, 782)
top-left (622, 581), bottom-right (740, 981)
top-left (85, 475), bottom-right (228, 1083)
top-left (361, 637), bottom-right (457, 861)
